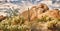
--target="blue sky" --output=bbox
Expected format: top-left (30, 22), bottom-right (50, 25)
top-left (10, 0), bottom-right (43, 5)
top-left (6, 0), bottom-right (60, 9)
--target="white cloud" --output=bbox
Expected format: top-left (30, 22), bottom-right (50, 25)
top-left (36, 0), bottom-right (40, 1)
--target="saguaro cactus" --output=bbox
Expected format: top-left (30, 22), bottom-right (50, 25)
top-left (28, 8), bottom-right (30, 21)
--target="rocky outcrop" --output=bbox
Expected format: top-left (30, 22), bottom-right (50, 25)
top-left (21, 3), bottom-right (49, 21)
top-left (21, 3), bottom-right (60, 21)
top-left (38, 9), bottom-right (60, 19)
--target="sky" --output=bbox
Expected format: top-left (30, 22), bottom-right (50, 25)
top-left (0, 0), bottom-right (60, 10)
top-left (0, 0), bottom-right (60, 16)
top-left (1, 0), bottom-right (60, 11)
top-left (6, 0), bottom-right (43, 4)
top-left (4, 0), bottom-right (60, 12)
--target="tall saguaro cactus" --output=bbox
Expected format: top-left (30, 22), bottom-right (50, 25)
top-left (28, 8), bottom-right (30, 21)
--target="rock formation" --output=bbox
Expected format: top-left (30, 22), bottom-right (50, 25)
top-left (38, 9), bottom-right (60, 19)
top-left (21, 3), bottom-right (49, 21)
top-left (21, 3), bottom-right (60, 21)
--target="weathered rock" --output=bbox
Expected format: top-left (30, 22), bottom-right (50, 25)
top-left (38, 3), bottom-right (49, 10)
top-left (38, 9), bottom-right (60, 19)
top-left (21, 4), bottom-right (60, 21)
top-left (21, 3), bottom-right (49, 21)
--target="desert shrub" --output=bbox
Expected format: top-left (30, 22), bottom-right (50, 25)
top-left (55, 21), bottom-right (60, 31)
top-left (0, 15), bottom-right (60, 31)
top-left (47, 20), bottom-right (57, 29)
top-left (47, 19), bottom-right (60, 31)
top-left (0, 24), bottom-right (31, 31)
top-left (0, 15), bottom-right (31, 31)
top-left (37, 16), bottom-right (54, 22)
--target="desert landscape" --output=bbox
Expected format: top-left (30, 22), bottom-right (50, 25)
top-left (0, 0), bottom-right (60, 31)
